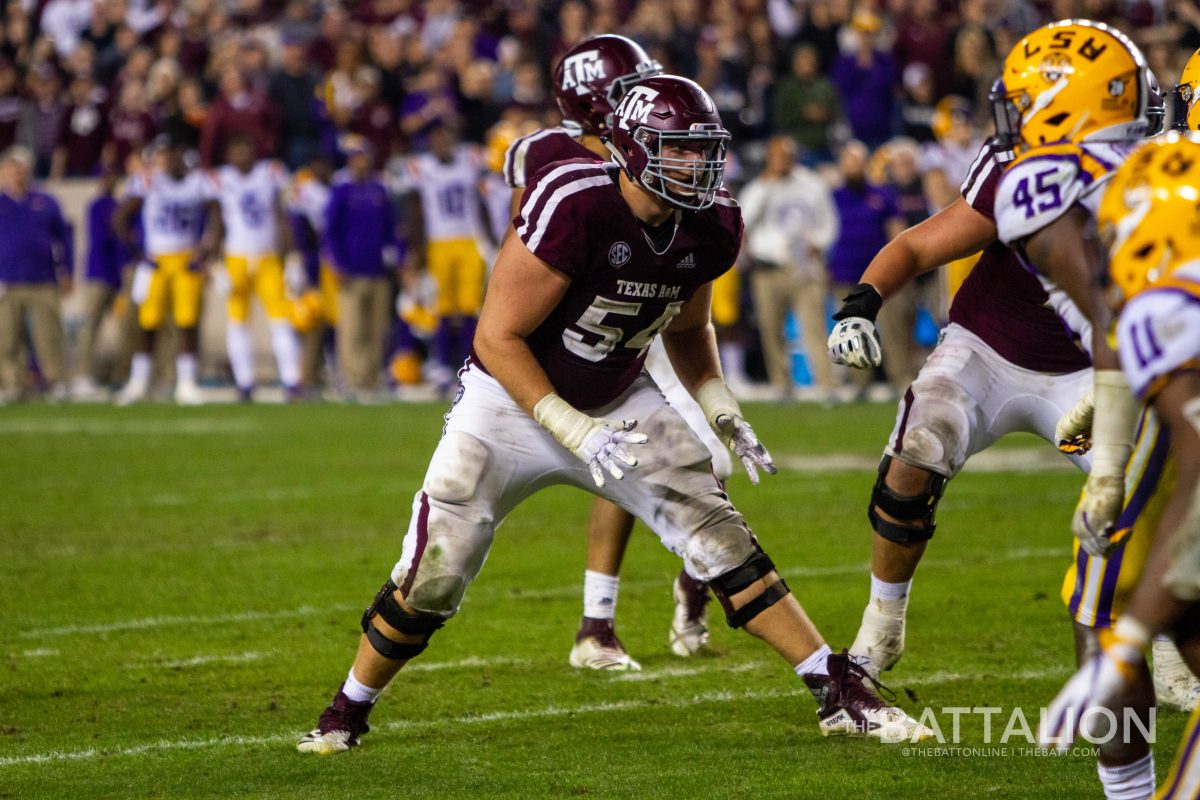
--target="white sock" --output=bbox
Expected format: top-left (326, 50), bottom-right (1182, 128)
top-left (269, 321), bottom-right (302, 389)
top-left (342, 668), bottom-right (382, 704)
top-left (129, 352), bottom-right (152, 385)
top-left (226, 323), bottom-right (255, 390)
top-left (583, 570), bottom-right (619, 620)
top-left (795, 644), bottom-right (833, 678)
top-left (176, 353), bottom-right (197, 387)
top-left (1097, 752), bottom-right (1155, 800)
top-left (870, 574), bottom-right (912, 605)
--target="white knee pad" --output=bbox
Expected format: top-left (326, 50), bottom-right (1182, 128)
top-left (424, 431), bottom-right (489, 502)
top-left (894, 376), bottom-right (974, 477)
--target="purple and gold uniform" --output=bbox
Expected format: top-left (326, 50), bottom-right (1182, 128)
top-left (474, 159), bottom-right (741, 411)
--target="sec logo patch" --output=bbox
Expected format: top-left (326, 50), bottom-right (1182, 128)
top-left (608, 241), bottom-right (631, 267)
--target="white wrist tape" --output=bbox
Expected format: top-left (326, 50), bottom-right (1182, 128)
top-left (1091, 370), bottom-right (1139, 477)
top-left (533, 392), bottom-right (594, 454)
top-left (1112, 616), bottom-right (1153, 656)
top-left (696, 378), bottom-right (741, 428)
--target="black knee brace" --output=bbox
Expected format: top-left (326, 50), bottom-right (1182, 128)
top-left (868, 455), bottom-right (947, 544)
top-left (360, 580), bottom-right (445, 660)
top-left (709, 549), bottom-right (791, 629)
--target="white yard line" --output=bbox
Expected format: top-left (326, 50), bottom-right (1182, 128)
top-left (19, 605), bottom-right (359, 639)
top-left (0, 666), bottom-right (1072, 768)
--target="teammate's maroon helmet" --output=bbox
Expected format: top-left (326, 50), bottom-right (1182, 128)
top-left (605, 75), bottom-right (731, 211)
top-left (553, 34), bottom-right (662, 138)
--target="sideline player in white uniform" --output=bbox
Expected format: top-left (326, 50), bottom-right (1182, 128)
top-left (297, 76), bottom-right (931, 754)
top-left (114, 136), bottom-right (219, 405)
top-left (502, 34), bottom-right (730, 670)
top-left (1038, 132), bottom-right (1200, 800)
top-left (210, 135), bottom-right (301, 400)
top-left (402, 122), bottom-right (494, 390)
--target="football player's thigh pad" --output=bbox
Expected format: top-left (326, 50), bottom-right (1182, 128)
top-left (898, 373), bottom-right (974, 476)
top-left (424, 431), bottom-right (490, 503)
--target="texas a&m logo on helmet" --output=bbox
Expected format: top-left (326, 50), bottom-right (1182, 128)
top-left (552, 35), bottom-right (662, 138)
top-left (614, 86), bottom-right (660, 131)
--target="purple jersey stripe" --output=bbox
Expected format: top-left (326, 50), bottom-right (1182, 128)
top-left (1093, 541), bottom-right (1126, 628)
top-left (1067, 545), bottom-right (1089, 619)
top-left (1162, 709), bottom-right (1200, 798)
top-left (1114, 424), bottom-right (1171, 531)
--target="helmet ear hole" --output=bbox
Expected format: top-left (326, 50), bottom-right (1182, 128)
top-left (1044, 112), bottom-right (1070, 127)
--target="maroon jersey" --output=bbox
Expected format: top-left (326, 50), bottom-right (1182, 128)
top-left (948, 142), bottom-right (1091, 374)
top-left (486, 159), bottom-right (742, 411)
top-left (502, 127), bottom-right (596, 189)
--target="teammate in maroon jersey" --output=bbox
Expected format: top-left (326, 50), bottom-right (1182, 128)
top-left (298, 76), bottom-right (930, 753)
top-left (504, 34), bottom-right (722, 671)
top-left (827, 139), bottom-right (1096, 682)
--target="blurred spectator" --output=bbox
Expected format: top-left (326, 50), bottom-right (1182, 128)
top-left (16, 65), bottom-right (65, 178)
top-left (794, 0), bottom-right (841, 73)
top-left (741, 136), bottom-right (838, 402)
top-left (0, 61), bottom-right (22, 153)
top-left (898, 62), bottom-right (936, 143)
top-left (199, 67), bottom-right (279, 167)
top-left (921, 96), bottom-right (983, 209)
top-left (269, 33), bottom-right (322, 169)
top-left (892, 0), bottom-right (950, 90)
top-left (945, 26), bottom-right (998, 114)
top-left (52, 75), bottom-right (108, 178)
top-left (772, 44), bottom-right (839, 163)
top-left (73, 168), bottom-right (128, 398)
top-left (348, 67), bottom-right (396, 169)
top-left (827, 141), bottom-right (908, 396)
top-left (0, 146), bottom-right (72, 401)
top-left (105, 80), bottom-right (157, 172)
top-left (40, 0), bottom-right (94, 59)
top-left (325, 136), bottom-right (398, 397)
top-left (830, 11), bottom-right (898, 149)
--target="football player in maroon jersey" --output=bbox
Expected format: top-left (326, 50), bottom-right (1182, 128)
top-left (299, 76), bottom-right (931, 753)
top-left (504, 34), bottom-right (725, 671)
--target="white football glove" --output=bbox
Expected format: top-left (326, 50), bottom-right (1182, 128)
top-left (131, 261), bottom-right (156, 304)
top-left (828, 317), bottom-right (882, 369)
top-left (1038, 619), bottom-right (1148, 752)
top-left (1055, 388), bottom-right (1094, 456)
top-left (697, 379), bottom-right (777, 485)
top-left (1071, 371), bottom-right (1138, 558)
top-left (533, 393), bottom-right (648, 488)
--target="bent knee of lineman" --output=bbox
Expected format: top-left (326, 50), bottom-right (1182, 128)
top-left (707, 547), bottom-right (792, 629)
top-left (392, 431), bottom-right (495, 619)
top-left (868, 454), bottom-right (949, 545)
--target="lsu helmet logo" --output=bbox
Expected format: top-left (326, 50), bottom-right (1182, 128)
top-left (614, 86), bottom-right (659, 131)
top-left (560, 50), bottom-right (606, 93)
top-left (1038, 53), bottom-right (1075, 84)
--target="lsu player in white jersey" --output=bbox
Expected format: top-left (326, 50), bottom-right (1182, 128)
top-left (286, 156), bottom-right (337, 390)
top-left (401, 122), bottom-right (494, 391)
top-left (502, 35), bottom-right (732, 670)
top-left (991, 19), bottom-right (1166, 797)
top-left (210, 135), bottom-right (302, 400)
top-left (1039, 132), bottom-right (1200, 800)
top-left (114, 136), bottom-right (220, 405)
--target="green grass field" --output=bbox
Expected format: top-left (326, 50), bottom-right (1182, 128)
top-left (0, 401), bottom-right (1187, 798)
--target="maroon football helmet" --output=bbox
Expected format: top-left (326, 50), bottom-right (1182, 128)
top-left (606, 76), bottom-right (731, 211)
top-left (553, 34), bottom-right (662, 138)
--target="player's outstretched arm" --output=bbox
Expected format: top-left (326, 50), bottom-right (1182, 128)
top-left (661, 283), bottom-right (776, 484)
top-left (829, 198), bottom-right (995, 369)
top-left (475, 235), bottom-right (646, 487)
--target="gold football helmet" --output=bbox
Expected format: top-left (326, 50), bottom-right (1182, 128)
top-left (1098, 131), bottom-right (1200, 303)
top-left (1173, 48), bottom-right (1200, 131)
top-left (991, 19), bottom-right (1158, 153)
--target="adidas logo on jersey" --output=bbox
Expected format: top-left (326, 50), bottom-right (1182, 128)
top-left (675, 253), bottom-right (695, 270)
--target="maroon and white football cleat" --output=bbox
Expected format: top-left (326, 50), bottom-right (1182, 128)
top-left (569, 617), bottom-right (641, 671)
top-left (670, 571), bottom-right (712, 656)
top-left (296, 684), bottom-right (375, 754)
top-left (801, 651), bottom-right (933, 741)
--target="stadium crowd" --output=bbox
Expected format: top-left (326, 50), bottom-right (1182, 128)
top-left (0, 0), bottom-right (1197, 403)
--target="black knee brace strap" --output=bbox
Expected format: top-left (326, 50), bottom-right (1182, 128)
top-left (709, 550), bottom-right (792, 629)
top-left (868, 455), bottom-right (947, 545)
top-left (361, 580), bottom-right (445, 660)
